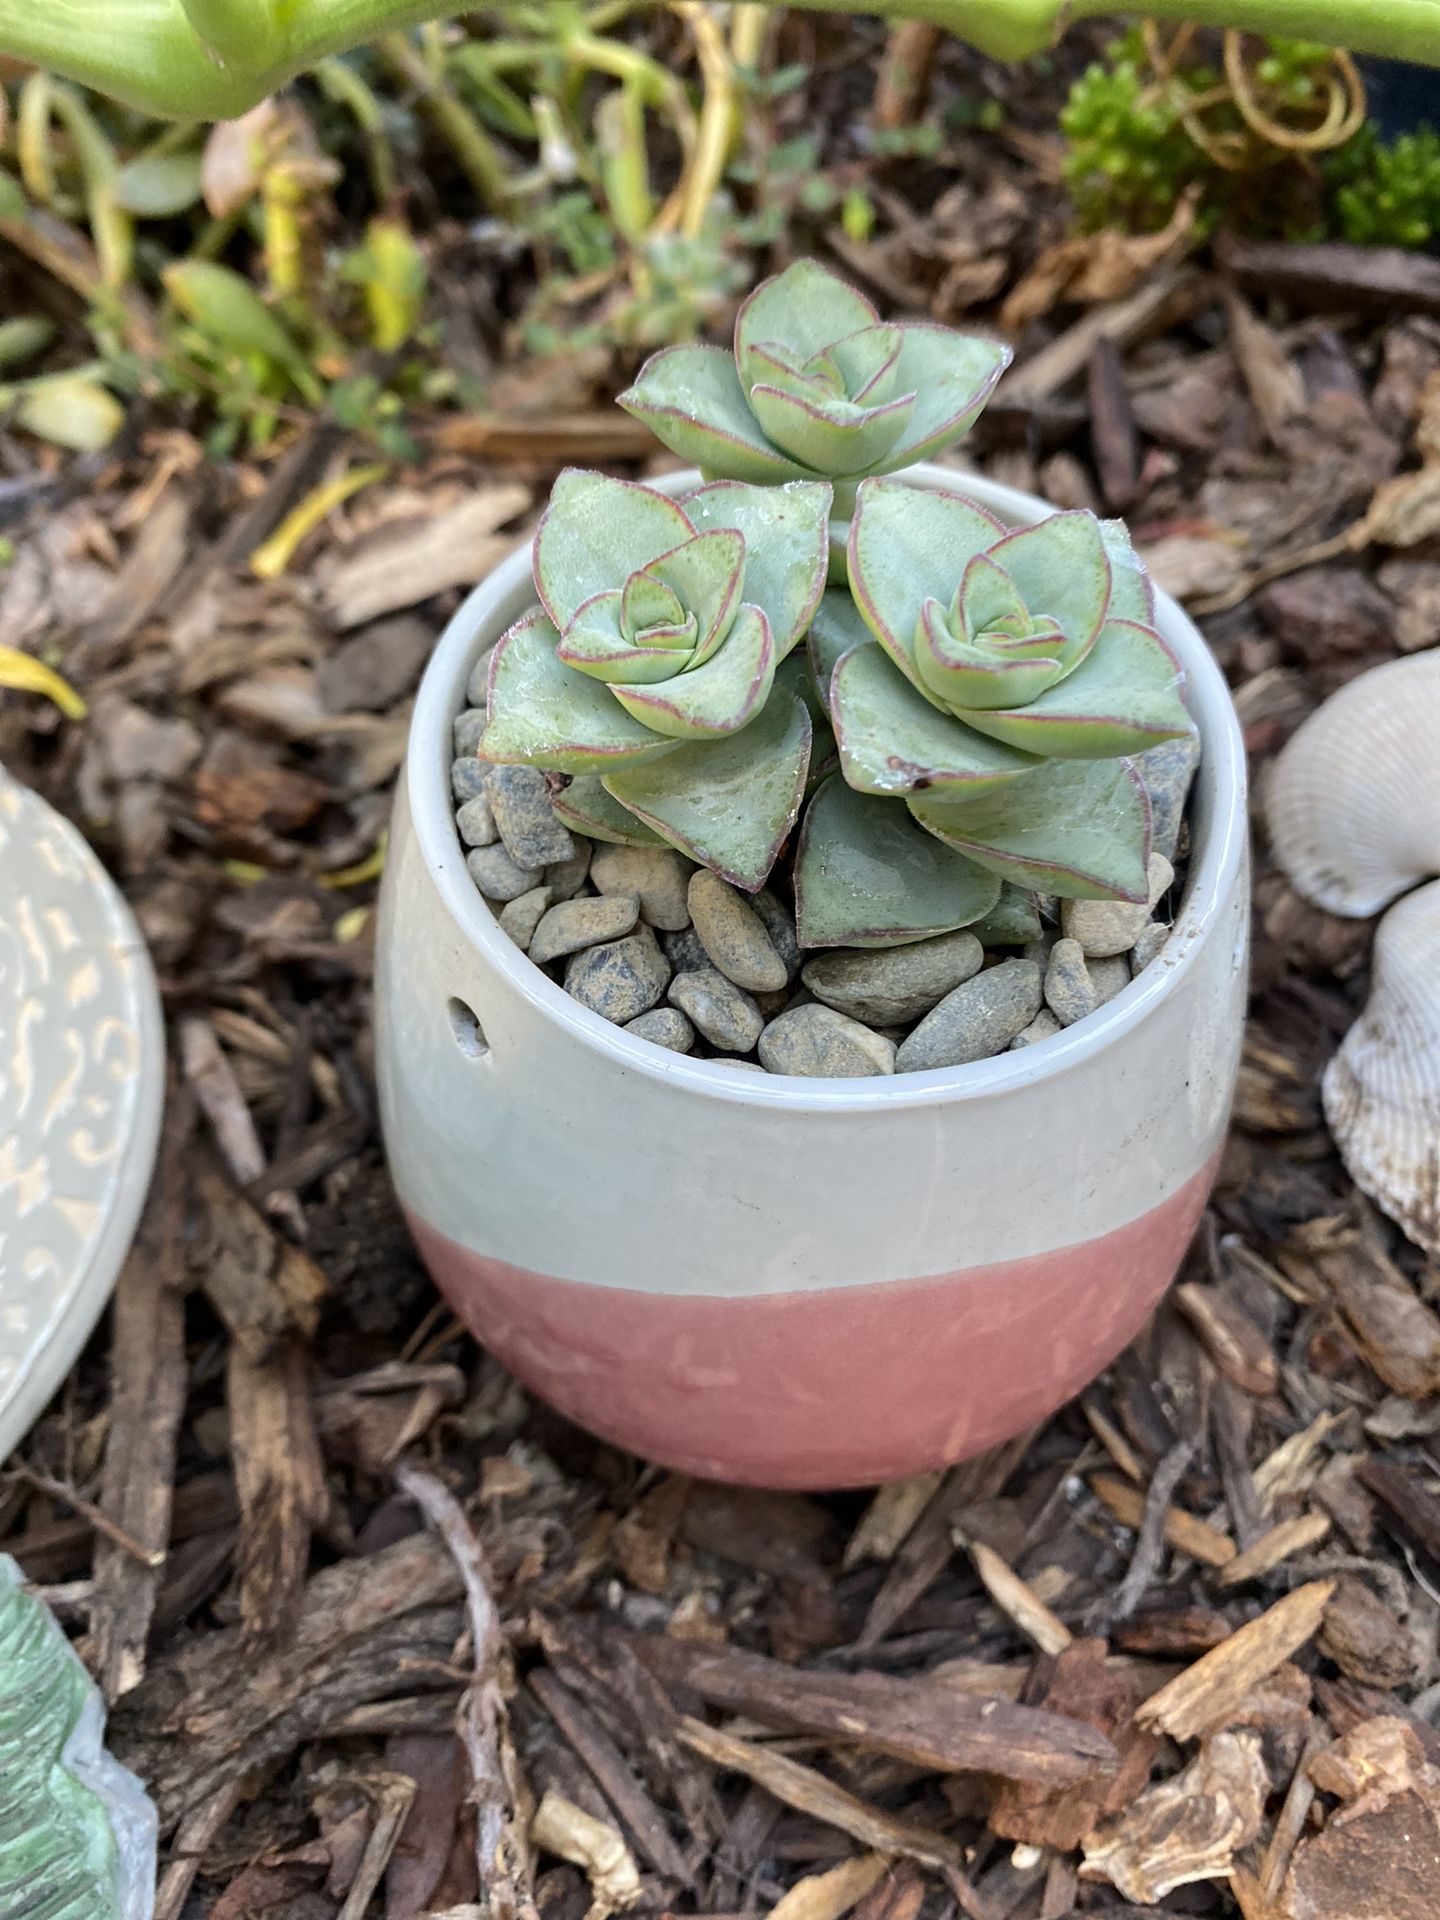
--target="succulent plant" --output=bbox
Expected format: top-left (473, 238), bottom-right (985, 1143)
top-left (617, 261), bottom-right (1010, 489)
top-left (793, 478), bottom-right (1193, 945)
top-left (480, 469), bottom-right (831, 887)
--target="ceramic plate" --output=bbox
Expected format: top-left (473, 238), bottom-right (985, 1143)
top-left (0, 766), bottom-right (164, 1459)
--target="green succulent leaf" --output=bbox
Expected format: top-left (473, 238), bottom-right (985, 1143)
top-left (681, 479), bottom-right (832, 657)
top-left (748, 381), bottom-right (914, 478)
top-left (646, 527), bottom-right (746, 663)
top-left (879, 324), bottom-right (1011, 470)
top-left (967, 883), bottom-right (1044, 946)
top-left (559, 589), bottom-right (692, 685)
top-left (610, 603), bottom-right (775, 740)
top-left (831, 640), bottom-right (1037, 797)
top-left (603, 689), bottom-right (811, 890)
top-left (986, 511), bottom-right (1112, 658)
top-left (735, 261), bottom-right (879, 394)
top-left (909, 757), bottom-right (1151, 901)
top-left (552, 776), bottom-right (668, 846)
top-left (807, 589), bottom-right (873, 717)
top-left (1100, 518), bottom-right (1156, 624)
top-left (480, 611), bottom-right (675, 774)
top-left (914, 597), bottom-right (1068, 713)
top-left (617, 344), bottom-right (809, 483)
top-left (848, 479), bottom-right (1007, 686)
top-left (534, 470), bottom-right (696, 629)
top-left (794, 775), bottom-right (1001, 949)
top-left (955, 618), bottom-right (1192, 758)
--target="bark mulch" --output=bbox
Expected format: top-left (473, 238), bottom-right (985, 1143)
top-left (5, 230), bottom-right (1440, 1920)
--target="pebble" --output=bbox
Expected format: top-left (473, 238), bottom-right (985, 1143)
top-left (530, 893), bottom-right (640, 965)
top-left (591, 844), bottom-right (694, 930)
top-left (1011, 1009), bottom-right (1063, 1049)
top-left (1061, 854), bottom-right (1173, 957)
top-left (564, 930), bottom-right (670, 1023)
top-left (466, 843), bottom-right (542, 902)
top-left (688, 871), bottom-right (789, 992)
top-left (668, 968), bottom-right (765, 1053)
top-left (466, 644), bottom-right (496, 708)
top-left (1131, 922), bottom-right (1169, 971)
top-left (451, 755), bottom-right (489, 802)
top-left (751, 889), bottom-right (802, 980)
top-left (662, 925), bottom-right (710, 973)
top-left (497, 886), bottom-right (552, 951)
top-left (1135, 731), bottom-right (1201, 862)
top-left (487, 765), bottom-right (576, 868)
top-left (1089, 954), bottom-right (1132, 1004)
top-left (454, 706), bottom-right (488, 754)
top-left (625, 1007), bottom-right (695, 1053)
top-left (456, 792), bottom-right (498, 848)
top-left (802, 929), bottom-right (983, 1026)
top-left (545, 839), bottom-right (593, 901)
top-left (759, 1004), bottom-right (896, 1077)
top-left (1044, 938), bottom-right (1099, 1027)
top-left (896, 959), bottom-right (1042, 1072)
top-left (712, 1059), bottom-right (767, 1072)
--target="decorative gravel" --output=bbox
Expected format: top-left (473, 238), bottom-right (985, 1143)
top-left (455, 709), bottom-right (1196, 1078)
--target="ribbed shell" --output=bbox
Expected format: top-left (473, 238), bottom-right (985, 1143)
top-left (1323, 879), bottom-right (1440, 1257)
top-left (1265, 652), bottom-right (1440, 917)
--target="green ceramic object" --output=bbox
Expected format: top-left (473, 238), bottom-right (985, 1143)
top-left (0, 1556), bottom-right (157, 1918)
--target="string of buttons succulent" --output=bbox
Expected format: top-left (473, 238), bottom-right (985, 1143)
top-left (452, 261), bottom-right (1201, 1077)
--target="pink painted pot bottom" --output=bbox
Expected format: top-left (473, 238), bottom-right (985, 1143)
top-left (406, 1159), bottom-right (1215, 1487)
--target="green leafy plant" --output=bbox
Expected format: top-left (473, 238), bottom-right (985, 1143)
top-left (479, 260), bottom-right (1196, 948)
top-left (618, 259), bottom-right (1010, 490)
top-left (481, 469), bottom-right (831, 885)
top-left (1328, 123), bottom-right (1440, 247)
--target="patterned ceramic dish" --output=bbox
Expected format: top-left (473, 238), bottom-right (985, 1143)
top-left (376, 469), bottom-right (1249, 1489)
top-left (0, 767), bottom-right (164, 1460)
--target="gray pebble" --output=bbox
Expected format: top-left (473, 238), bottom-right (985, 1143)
top-left (759, 1004), bottom-right (896, 1077)
top-left (497, 885), bottom-right (552, 952)
top-left (896, 959), bottom-right (1042, 1072)
top-left (454, 706), bottom-right (488, 755)
top-left (668, 967), bottom-right (765, 1053)
top-left (451, 755), bottom-right (489, 802)
top-left (487, 765), bottom-right (576, 869)
top-left (1135, 731), bottom-right (1200, 863)
top-left (751, 986), bottom-right (791, 1020)
top-left (662, 925), bottom-right (710, 973)
top-left (751, 889), bottom-right (802, 980)
top-left (688, 871), bottom-right (789, 992)
top-left (625, 1007), bottom-right (695, 1053)
top-left (802, 929), bottom-right (983, 1026)
top-left (466, 842), bottom-right (542, 902)
top-left (1044, 938), bottom-right (1098, 1027)
top-left (456, 792), bottom-right (498, 847)
top-left (1010, 1008), bottom-right (1063, 1049)
top-left (1131, 922), bottom-right (1169, 971)
top-left (530, 893), bottom-right (640, 965)
top-left (545, 838), bottom-right (593, 901)
top-left (1089, 954), bottom-right (1132, 1004)
top-left (466, 643), bottom-right (496, 708)
top-left (591, 844), bottom-right (694, 930)
top-left (1061, 854), bottom-right (1173, 957)
top-left (712, 1059), bottom-right (767, 1072)
top-left (564, 930), bottom-right (670, 1023)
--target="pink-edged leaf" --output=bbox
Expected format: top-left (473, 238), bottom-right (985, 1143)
top-left (558, 589), bottom-right (692, 686)
top-left (610, 603), bottom-right (774, 740)
top-left (735, 262), bottom-right (878, 394)
top-left (480, 610), bottom-right (674, 773)
top-left (867, 323), bottom-right (1011, 474)
top-left (913, 597), bottom-right (1066, 713)
top-left (985, 510), bottom-right (1112, 657)
top-left (954, 618), bottom-right (1191, 758)
top-left (831, 639), bottom-right (1036, 797)
top-left (848, 477), bottom-right (1006, 690)
top-left (749, 381), bottom-right (914, 478)
top-left (647, 527), bottom-right (745, 665)
top-left (617, 344), bottom-right (807, 482)
top-left (681, 479), bottom-right (832, 657)
top-left (534, 470), bottom-right (694, 629)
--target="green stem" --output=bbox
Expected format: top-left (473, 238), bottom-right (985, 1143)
top-left (0, 0), bottom-right (1436, 121)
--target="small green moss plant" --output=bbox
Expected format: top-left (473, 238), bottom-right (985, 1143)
top-left (1327, 123), bottom-right (1440, 247)
top-left (480, 261), bottom-right (1194, 944)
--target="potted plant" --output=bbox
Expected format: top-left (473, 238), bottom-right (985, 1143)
top-left (375, 261), bottom-right (1249, 1489)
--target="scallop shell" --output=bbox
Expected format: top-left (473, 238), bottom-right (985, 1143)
top-left (1323, 879), bottom-right (1440, 1256)
top-left (1265, 652), bottom-right (1440, 917)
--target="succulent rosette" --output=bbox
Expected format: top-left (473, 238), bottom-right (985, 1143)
top-left (618, 261), bottom-right (1011, 489)
top-left (793, 479), bottom-right (1194, 946)
top-left (480, 469), bottom-right (831, 888)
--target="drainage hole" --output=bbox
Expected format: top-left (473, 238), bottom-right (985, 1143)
top-left (447, 997), bottom-right (489, 1059)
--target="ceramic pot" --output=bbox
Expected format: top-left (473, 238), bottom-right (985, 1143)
top-left (376, 466), bottom-right (1249, 1489)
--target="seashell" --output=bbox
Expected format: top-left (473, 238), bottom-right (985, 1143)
top-left (1322, 880), bottom-right (1440, 1256)
top-left (1265, 652), bottom-right (1440, 1255)
top-left (1265, 652), bottom-right (1440, 917)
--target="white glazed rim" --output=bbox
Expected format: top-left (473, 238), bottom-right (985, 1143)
top-left (407, 464), bottom-right (1248, 1110)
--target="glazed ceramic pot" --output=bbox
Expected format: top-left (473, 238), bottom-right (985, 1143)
top-left (375, 466), bottom-right (1249, 1489)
